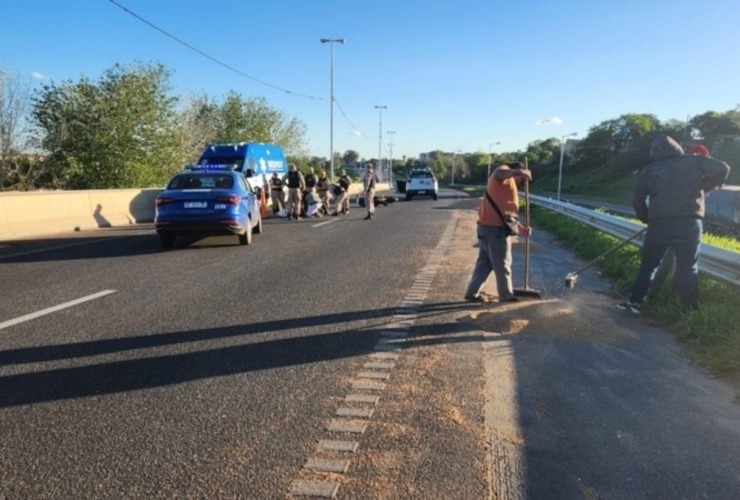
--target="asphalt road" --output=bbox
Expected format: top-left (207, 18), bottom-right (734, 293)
top-left (1, 189), bottom-right (738, 499)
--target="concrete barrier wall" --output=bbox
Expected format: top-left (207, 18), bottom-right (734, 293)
top-left (0, 188), bottom-right (162, 240)
top-left (0, 182), bottom-right (391, 241)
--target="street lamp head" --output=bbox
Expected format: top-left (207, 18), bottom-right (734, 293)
top-left (321, 38), bottom-right (345, 44)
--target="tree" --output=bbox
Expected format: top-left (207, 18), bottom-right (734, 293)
top-left (660, 118), bottom-right (691, 143)
top-left (32, 62), bottom-right (181, 189)
top-left (210, 92), bottom-right (306, 156)
top-left (174, 93), bottom-right (220, 166)
top-left (342, 149), bottom-right (359, 166)
top-left (525, 138), bottom-right (560, 167)
top-left (0, 69), bottom-right (33, 188)
top-left (690, 110), bottom-right (740, 144)
top-left (464, 151), bottom-right (488, 183)
top-left (423, 150), bottom-right (453, 183)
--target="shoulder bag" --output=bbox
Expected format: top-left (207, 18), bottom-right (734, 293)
top-left (484, 189), bottom-right (519, 236)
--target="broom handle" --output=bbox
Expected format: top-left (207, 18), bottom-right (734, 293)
top-left (523, 156), bottom-right (530, 289)
top-left (572, 227), bottom-right (647, 275)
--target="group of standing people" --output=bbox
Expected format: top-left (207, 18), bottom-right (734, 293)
top-left (266, 163), bottom-right (380, 221)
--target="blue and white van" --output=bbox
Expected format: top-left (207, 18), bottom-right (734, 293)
top-left (197, 142), bottom-right (288, 193)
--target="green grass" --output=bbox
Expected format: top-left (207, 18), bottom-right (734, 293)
top-left (533, 205), bottom-right (740, 375)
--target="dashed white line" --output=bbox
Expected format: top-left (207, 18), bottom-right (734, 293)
top-left (0, 290), bottom-right (117, 331)
top-left (311, 218), bottom-right (339, 228)
top-left (290, 214), bottom-right (460, 497)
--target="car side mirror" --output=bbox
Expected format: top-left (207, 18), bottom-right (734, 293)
top-left (244, 168), bottom-right (254, 178)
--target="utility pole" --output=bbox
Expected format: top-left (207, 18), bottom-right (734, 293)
top-left (374, 105), bottom-right (387, 180)
top-left (321, 38), bottom-right (345, 182)
top-left (387, 130), bottom-right (396, 185)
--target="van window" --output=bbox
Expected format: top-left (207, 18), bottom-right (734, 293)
top-left (199, 157), bottom-right (243, 167)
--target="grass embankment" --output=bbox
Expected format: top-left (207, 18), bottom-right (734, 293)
top-left (532, 206), bottom-right (740, 375)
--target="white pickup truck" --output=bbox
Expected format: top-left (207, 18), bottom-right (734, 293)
top-left (404, 169), bottom-right (438, 201)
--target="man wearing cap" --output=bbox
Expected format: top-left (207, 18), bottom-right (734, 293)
top-left (362, 163), bottom-right (379, 220)
top-left (618, 135), bottom-right (730, 314)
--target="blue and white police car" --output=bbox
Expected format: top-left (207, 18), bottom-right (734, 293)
top-left (154, 164), bottom-right (263, 249)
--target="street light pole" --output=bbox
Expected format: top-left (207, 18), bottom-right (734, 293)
top-left (451, 149), bottom-right (461, 185)
top-left (487, 141), bottom-right (500, 179)
top-left (557, 132), bottom-right (578, 201)
top-left (387, 130), bottom-right (396, 184)
top-left (374, 105), bottom-right (387, 179)
top-left (321, 38), bottom-right (345, 182)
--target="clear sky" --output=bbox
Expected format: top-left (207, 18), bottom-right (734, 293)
top-left (2, 0), bottom-right (739, 161)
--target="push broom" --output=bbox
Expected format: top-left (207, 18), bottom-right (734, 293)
top-left (513, 156), bottom-right (542, 299)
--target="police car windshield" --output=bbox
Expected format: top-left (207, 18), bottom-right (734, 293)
top-left (199, 157), bottom-right (242, 167)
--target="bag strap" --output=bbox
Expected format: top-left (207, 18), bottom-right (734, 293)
top-left (484, 189), bottom-right (507, 222)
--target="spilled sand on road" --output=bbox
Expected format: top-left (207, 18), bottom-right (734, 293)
top-left (467, 293), bottom-right (639, 341)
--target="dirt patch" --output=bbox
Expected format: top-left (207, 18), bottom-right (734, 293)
top-left (466, 294), bottom-right (638, 342)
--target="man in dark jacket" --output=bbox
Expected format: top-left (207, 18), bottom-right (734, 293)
top-left (618, 135), bottom-right (730, 314)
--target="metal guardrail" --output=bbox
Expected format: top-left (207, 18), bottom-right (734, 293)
top-left (529, 193), bottom-right (740, 288)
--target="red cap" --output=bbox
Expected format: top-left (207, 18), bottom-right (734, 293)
top-left (687, 144), bottom-right (710, 157)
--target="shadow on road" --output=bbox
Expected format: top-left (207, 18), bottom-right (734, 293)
top-left (0, 301), bottom-right (476, 408)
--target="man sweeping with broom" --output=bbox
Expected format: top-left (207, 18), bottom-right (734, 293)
top-left (464, 161), bottom-right (533, 303)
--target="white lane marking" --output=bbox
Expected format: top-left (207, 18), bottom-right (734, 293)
top-left (0, 290), bottom-right (117, 331)
top-left (311, 218), bottom-right (339, 228)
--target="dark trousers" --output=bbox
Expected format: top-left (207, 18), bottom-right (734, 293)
top-left (629, 216), bottom-right (701, 309)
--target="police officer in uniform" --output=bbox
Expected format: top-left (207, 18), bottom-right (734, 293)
top-left (362, 163), bottom-right (379, 220)
top-left (269, 172), bottom-right (285, 215)
top-left (333, 169), bottom-right (352, 215)
top-left (316, 170), bottom-right (331, 215)
top-left (302, 167), bottom-right (318, 216)
top-left (282, 163), bottom-right (305, 220)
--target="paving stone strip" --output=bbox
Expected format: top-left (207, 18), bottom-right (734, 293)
top-left (290, 214), bottom-right (459, 498)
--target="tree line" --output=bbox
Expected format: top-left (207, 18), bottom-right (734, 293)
top-left (0, 63), bottom-right (306, 190)
top-left (1, 62), bottom-right (738, 190)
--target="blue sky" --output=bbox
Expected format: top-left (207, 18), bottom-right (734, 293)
top-left (2, 0), bottom-right (739, 161)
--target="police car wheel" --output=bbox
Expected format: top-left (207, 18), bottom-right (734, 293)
top-left (254, 214), bottom-right (263, 234)
top-left (238, 223), bottom-right (252, 246)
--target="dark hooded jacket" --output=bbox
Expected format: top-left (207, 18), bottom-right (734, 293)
top-left (633, 135), bottom-right (730, 222)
